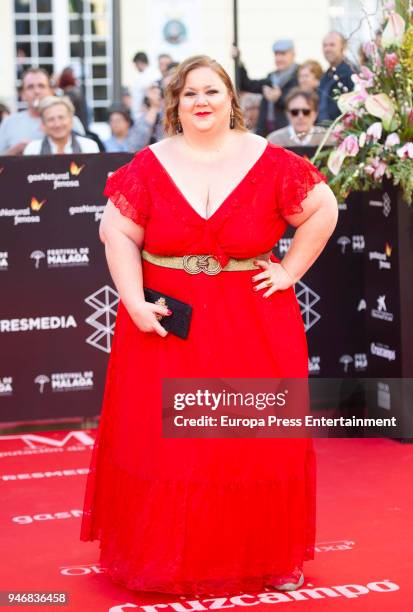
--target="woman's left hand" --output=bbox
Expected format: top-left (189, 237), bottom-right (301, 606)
top-left (252, 260), bottom-right (295, 298)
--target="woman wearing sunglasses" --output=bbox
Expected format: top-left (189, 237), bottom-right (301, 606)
top-left (268, 87), bottom-right (333, 147)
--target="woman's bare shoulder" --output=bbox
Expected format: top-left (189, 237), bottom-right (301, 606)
top-left (240, 131), bottom-right (267, 145)
top-left (236, 131), bottom-right (268, 153)
top-left (149, 136), bottom-right (180, 155)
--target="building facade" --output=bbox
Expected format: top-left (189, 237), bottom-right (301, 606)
top-left (0, 0), bottom-right (380, 127)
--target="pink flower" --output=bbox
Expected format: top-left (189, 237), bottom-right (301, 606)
top-left (384, 0), bottom-right (395, 10)
top-left (360, 66), bottom-right (374, 82)
top-left (338, 135), bottom-right (360, 157)
top-left (332, 123), bottom-right (344, 141)
top-left (338, 90), bottom-right (367, 114)
top-left (362, 41), bottom-right (375, 58)
top-left (365, 94), bottom-right (396, 130)
top-left (359, 132), bottom-right (367, 147)
top-left (396, 143), bottom-right (413, 158)
top-left (352, 66), bottom-right (374, 89)
top-left (375, 162), bottom-right (387, 179)
top-left (343, 113), bottom-right (357, 128)
top-left (384, 52), bottom-right (399, 74)
top-left (384, 132), bottom-right (400, 147)
top-left (382, 11), bottom-right (406, 48)
top-left (408, 109), bottom-right (413, 125)
top-left (366, 122), bottom-right (383, 142)
top-left (327, 149), bottom-right (346, 175)
top-left (365, 158), bottom-right (388, 180)
top-left (362, 42), bottom-right (382, 69)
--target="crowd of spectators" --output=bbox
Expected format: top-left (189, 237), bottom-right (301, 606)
top-left (0, 32), bottom-right (361, 156)
top-left (234, 30), bottom-right (357, 145)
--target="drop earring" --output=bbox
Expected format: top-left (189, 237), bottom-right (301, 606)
top-left (230, 109), bottom-right (235, 129)
top-left (176, 116), bottom-right (183, 133)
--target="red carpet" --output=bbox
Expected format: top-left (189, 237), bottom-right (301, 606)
top-left (0, 430), bottom-right (412, 611)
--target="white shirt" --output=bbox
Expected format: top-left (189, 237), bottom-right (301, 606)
top-left (0, 111), bottom-right (85, 153)
top-left (288, 125), bottom-right (316, 146)
top-left (131, 66), bottom-right (161, 118)
top-left (23, 135), bottom-right (99, 155)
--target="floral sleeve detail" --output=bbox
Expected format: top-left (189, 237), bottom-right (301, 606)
top-left (276, 148), bottom-right (327, 217)
top-left (103, 153), bottom-right (151, 227)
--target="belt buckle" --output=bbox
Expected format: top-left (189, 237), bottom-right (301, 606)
top-left (182, 254), bottom-right (222, 275)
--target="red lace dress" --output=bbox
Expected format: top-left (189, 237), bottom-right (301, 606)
top-left (80, 142), bottom-right (327, 596)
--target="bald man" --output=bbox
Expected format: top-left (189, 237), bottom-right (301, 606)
top-left (318, 31), bottom-right (355, 122)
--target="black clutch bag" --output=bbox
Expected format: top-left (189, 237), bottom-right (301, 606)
top-left (144, 287), bottom-right (193, 339)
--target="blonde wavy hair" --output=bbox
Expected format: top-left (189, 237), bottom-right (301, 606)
top-left (38, 95), bottom-right (75, 118)
top-left (164, 55), bottom-right (247, 136)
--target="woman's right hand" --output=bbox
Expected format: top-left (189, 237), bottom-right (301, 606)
top-left (130, 301), bottom-right (172, 337)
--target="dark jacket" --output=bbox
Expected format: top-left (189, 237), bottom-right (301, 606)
top-left (318, 60), bottom-right (355, 123)
top-left (237, 63), bottom-right (298, 136)
top-left (64, 86), bottom-right (89, 131)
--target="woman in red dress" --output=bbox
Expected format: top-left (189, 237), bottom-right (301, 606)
top-left (80, 55), bottom-right (338, 596)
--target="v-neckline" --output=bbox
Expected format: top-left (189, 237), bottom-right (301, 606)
top-left (147, 142), bottom-right (269, 222)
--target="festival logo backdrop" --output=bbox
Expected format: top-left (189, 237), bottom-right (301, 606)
top-left (0, 153), bottom-right (132, 422)
top-left (277, 149), bottom-right (368, 383)
top-left (362, 182), bottom-right (413, 438)
top-left (0, 151), bottom-right (407, 431)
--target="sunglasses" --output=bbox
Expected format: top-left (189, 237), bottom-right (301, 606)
top-left (288, 108), bottom-right (312, 117)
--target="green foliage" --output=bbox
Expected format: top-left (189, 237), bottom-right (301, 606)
top-left (390, 158), bottom-right (413, 202)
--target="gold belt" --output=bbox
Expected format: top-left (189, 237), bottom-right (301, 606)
top-left (141, 249), bottom-right (270, 275)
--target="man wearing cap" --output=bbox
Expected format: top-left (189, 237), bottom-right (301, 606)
top-left (233, 39), bottom-right (299, 136)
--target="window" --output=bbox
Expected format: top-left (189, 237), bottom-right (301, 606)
top-left (14, 0), bottom-right (54, 99)
top-left (13, 0), bottom-right (113, 123)
top-left (68, 0), bottom-right (113, 122)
